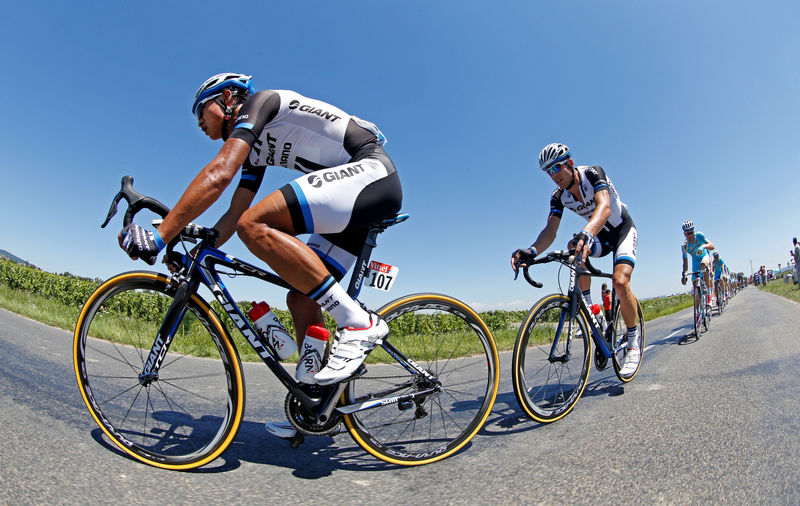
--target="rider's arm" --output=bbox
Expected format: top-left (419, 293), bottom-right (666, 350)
top-left (681, 243), bottom-right (688, 278)
top-left (156, 138), bottom-right (252, 244)
top-left (512, 191), bottom-right (563, 270)
top-left (211, 186), bottom-right (257, 247)
top-left (531, 213), bottom-right (561, 255)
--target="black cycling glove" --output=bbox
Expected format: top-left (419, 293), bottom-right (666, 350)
top-left (573, 231), bottom-right (595, 255)
top-left (120, 223), bottom-right (165, 265)
top-left (513, 247), bottom-right (537, 266)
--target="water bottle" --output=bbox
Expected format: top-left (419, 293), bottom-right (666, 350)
top-left (296, 325), bottom-right (330, 384)
top-left (248, 301), bottom-right (297, 360)
top-left (589, 304), bottom-right (605, 329)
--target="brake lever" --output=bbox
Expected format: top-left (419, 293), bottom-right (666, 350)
top-left (101, 192), bottom-right (124, 228)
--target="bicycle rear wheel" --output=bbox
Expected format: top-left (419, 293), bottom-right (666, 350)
top-left (611, 298), bottom-right (645, 382)
top-left (512, 294), bottom-right (591, 423)
top-left (73, 272), bottom-right (244, 470)
top-left (343, 293), bottom-right (499, 465)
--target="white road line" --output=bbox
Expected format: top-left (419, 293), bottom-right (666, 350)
top-left (644, 329), bottom-right (682, 352)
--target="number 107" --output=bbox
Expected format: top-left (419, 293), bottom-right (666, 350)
top-left (369, 272), bottom-right (394, 290)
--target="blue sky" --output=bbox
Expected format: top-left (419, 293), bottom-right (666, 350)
top-left (2, 1), bottom-right (799, 311)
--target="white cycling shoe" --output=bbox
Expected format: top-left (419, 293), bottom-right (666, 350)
top-left (265, 420), bottom-right (296, 439)
top-left (619, 348), bottom-right (641, 377)
top-left (314, 314), bottom-right (387, 386)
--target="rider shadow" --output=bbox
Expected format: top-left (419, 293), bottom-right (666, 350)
top-left (205, 420), bottom-right (392, 477)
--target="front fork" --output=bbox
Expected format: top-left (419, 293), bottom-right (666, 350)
top-left (139, 276), bottom-right (199, 385)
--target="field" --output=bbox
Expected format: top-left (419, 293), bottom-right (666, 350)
top-left (759, 276), bottom-right (800, 303)
top-left (0, 258), bottom-right (692, 361)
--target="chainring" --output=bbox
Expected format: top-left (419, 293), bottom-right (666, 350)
top-left (284, 391), bottom-right (343, 436)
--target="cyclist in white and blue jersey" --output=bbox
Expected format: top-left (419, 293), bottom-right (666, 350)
top-left (680, 220), bottom-right (715, 306)
top-left (511, 143), bottom-right (641, 377)
top-left (118, 73), bottom-right (403, 439)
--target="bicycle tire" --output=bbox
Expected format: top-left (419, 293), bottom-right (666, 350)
top-left (512, 294), bottom-right (591, 423)
top-left (611, 298), bottom-right (645, 382)
top-left (73, 271), bottom-right (245, 470)
top-left (343, 293), bottom-right (499, 465)
top-left (693, 285), bottom-right (702, 338)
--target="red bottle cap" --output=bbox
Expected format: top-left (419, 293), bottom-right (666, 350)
top-left (248, 301), bottom-right (271, 321)
top-left (305, 325), bottom-right (329, 341)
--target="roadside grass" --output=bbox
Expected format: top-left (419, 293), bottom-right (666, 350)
top-left (0, 284), bottom-right (83, 332)
top-left (640, 293), bottom-right (693, 320)
top-left (0, 282), bottom-right (694, 361)
top-left (758, 278), bottom-right (800, 303)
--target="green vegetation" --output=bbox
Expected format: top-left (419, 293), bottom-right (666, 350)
top-left (0, 258), bottom-right (694, 361)
top-left (640, 293), bottom-right (693, 320)
top-left (758, 278), bottom-right (800, 303)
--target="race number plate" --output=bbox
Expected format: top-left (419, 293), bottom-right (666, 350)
top-left (366, 260), bottom-right (399, 291)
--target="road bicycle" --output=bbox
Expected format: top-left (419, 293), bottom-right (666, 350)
top-left (685, 269), bottom-right (711, 337)
top-left (511, 250), bottom-right (645, 424)
top-left (73, 176), bottom-right (499, 470)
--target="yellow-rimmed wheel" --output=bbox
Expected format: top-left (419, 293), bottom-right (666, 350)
top-left (512, 294), bottom-right (591, 423)
top-left (343, 293), bottom-right (499, 465)
top-left (73, 271), bottom-right (244, 470)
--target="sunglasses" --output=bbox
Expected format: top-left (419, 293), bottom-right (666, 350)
top-left (195, 100), bottom-right (208, 121)
top-left (544, 163), bottom-right (566, 176)
top-left (195, 95), bottom-right (224, 121)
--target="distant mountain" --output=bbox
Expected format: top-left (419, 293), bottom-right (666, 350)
top-left (0, 249), bottom-right (30, 265)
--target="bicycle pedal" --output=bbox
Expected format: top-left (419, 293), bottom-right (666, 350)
top-left (288, 432), bottom-right (305, 449)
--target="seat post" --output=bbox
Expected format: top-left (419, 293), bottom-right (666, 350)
top-left (346, 226), bottom-right (382, 298)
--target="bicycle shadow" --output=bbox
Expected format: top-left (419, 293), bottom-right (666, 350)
top-left (91, 411), bottom-right (472, 478)
top-left (677, 332), bottom-right (700, 345)
top-left (478, 377), bottom-right (624, 438)
top-left (649, 324), bottom-right (698, 346)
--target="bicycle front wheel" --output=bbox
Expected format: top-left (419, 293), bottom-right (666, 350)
top-left (512, 294), bottom-right (591, 423)
top-left (343, 293), bottom-right (499, 465)
top-left (73, 271), bottom-right (245, 470)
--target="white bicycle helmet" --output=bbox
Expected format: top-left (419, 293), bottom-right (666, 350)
top-left (192, 73), bottom-right (253, 118)
top-left (681, 220), bottom-right (694, 232)
top-left (538, 143), bottom-right (572, 172)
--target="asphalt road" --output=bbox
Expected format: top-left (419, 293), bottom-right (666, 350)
top-left (1, 286), bottom-right (799, 504)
